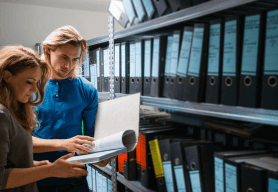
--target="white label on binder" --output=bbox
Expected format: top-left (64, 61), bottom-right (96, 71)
top-left (170, 33), bottom-right (180, 77)
top-left (223, 20), bottom-right (237, 77)
top-left (144, 40), bottom-right (151, 78)
top-left (215, 157), bottom-right (224, 192)
top-left (136, 41), bottom-right (142, 77)
top-left (241, 14), bottom-right (260, 76)
top-left (225, 163), bottom-right (237, 192)
top-left (152, 38), bottom-right (160, 78)
top-left (103, 49), bottom-right (109, 77)
top-left (174, 165), bottom-right (187, 192)
top-left (115, 45), bottom-right (120, 77)
top-left (264, 9), bottom-right (278, 75)
top-left (121, 44), bottom-right (126, 78)
top-left (165, 36), bottom-right (173, 76)
top-left (177, 30), bottom-right (193, 77)
top-left (188, 27), bottom-right (204, 77)
top-left (189, 170), bottom-right (202, 192)
top-left (130, 43), bottom-right (136, 77)
top-left (208, 23), bottom-right (221, 76)
top-left (163, 161), bottom-right (174, 192)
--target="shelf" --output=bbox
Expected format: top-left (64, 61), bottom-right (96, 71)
top-left (89, 164), bottom-right (113, 176)
top-left (98, 92), bottom-right (278, 126)
top-left (87, 0), bottom-right (262, 48)
top-left (89, 163), bottom-right (156, 192)
top-left (116, 173), bottom-right (157, 192)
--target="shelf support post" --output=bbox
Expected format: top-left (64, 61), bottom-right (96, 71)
top-left (108, 15), bottom-right (117, 191)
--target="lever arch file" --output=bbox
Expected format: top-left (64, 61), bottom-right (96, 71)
top-left (175, 27), bottom-right (194, 100)
top-left (143, 38), bottom-right (153, 96)
top-left (261, 8), bottom-right (278, 110)
top-left (205, 19), bottom-right (224, 104)
top-left (221, 15), bottom-right (244, 106)
top-left (183, 23), bottom-right (209, 102)
top-left (238, 11), bottom-right (266, 108)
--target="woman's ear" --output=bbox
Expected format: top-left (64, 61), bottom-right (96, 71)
top-left (3, 70), bottom-right (13, 83)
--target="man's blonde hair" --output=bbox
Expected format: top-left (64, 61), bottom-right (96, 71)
top-left (43, 25), bottom-right (88, 78)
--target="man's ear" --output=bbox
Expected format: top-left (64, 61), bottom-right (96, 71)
top-left (3, 70), bottom-right (13, 83)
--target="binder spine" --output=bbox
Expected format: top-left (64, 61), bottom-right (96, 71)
top-left (149, 139), bottom-right (166, 191)
top-left (97, 48), bottom-right (103, 92)
top-left (114, 43), bottom-right (121, 93)
top-left (183, 23), bottom-right (209, 102)
top-left (141, 0), bottom-right (155, 20)
top-left (132, 0), bottom-right (147, 23)
top-left (143, 38), bottom-right (153, 96)
top-left (150, 35), bottom-right (167, 97)
top-left (92, 166), bottom-right (96, 192)
top-left (103, 47), bottom-right (110, 92)
top-left (184, 145), bottom-right (203, 192)
top-left (214, 156), bottom-right (224, 192)
top-left (118, 154), bottom-right (124, 175)
top-left (238, 11), bottom-right (266, 108)
top-left (241, 164), bottom-right (266, 192)
top-left (135, 39), bottom-right (144, 94)
top-left (124, 151), bottom-right (137, 180)
top-left (221, 15), bottom-right (244, 106)
top-left (163, 34), bottom-right (174, 98)
top-left (206, 19), bottom-right (224, 104)
top-left (86, 165), bottom-right (93, 191)
top-left (159, 139), bottom-right (177, 192)
top-left (153, 0), bottom-right (171, 16)
top-left (171, 142), bottom-right (191, 192)
top-left (122, 0), bottom-right (137, 25)
top-left (129, 41), bottom-right (136, 94)
top-left (136, 132), bottom-right (143, 180)
top-left (169, 30), bottom-right (182, 99)
top-left (261, 9), bottom-right (278, 109)
top-left (267, 171), bottom-right (278, 192)
top-left (224, 162), bottom-right (239, 192)
top-left (108, 1), bottom-right (129, 28)
top-left (176, 27), bottom-right (194, 100)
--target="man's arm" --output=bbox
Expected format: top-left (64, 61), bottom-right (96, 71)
top-left (32, 135), bottom-right (95, 154)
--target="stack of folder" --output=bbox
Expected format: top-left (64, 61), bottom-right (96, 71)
top-left (89, 8), bottom-right (278, 110)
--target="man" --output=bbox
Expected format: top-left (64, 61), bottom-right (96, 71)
top-left (33, 25), bottom-right (106, 192)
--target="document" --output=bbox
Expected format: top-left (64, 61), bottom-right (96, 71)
top-left (67, 93), bottom-right (140, 164)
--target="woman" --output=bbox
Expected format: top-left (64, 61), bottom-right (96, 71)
top-left (0, 45), bottom-right (87, 192)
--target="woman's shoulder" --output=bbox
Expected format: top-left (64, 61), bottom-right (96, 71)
top-left (0, 104), bottom-right (12, 132)
top-left (0, 104), bottom-right (11, 117)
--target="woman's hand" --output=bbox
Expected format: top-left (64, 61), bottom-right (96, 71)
top-left (60, 135), bottom-right (95, 154)
top-left (33, 160), bottom-right (51, 167)
top-left (49, 153), bottom-right (88, 178)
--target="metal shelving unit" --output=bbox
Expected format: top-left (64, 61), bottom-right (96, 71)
top-left (89, 0), bottom-right (278, 191)
top-left (90, 164), bottom-right (156, 192)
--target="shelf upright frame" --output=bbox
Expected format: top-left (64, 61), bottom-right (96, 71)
top-left (108, 15), bottom-right (117, 191)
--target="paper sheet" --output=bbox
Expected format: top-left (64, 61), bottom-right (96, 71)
top-left (94, 93), bottom-right (140, 151)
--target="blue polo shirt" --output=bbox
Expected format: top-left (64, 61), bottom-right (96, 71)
top-left (33, 76), bottom-right (98, 186)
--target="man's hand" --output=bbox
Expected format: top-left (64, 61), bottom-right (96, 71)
top-left (33, 160), bottom-right (51, 167)
top-left (60, 135), bottom-right (95, 154)
top-left (94, 156), bottom-right (117, 167)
